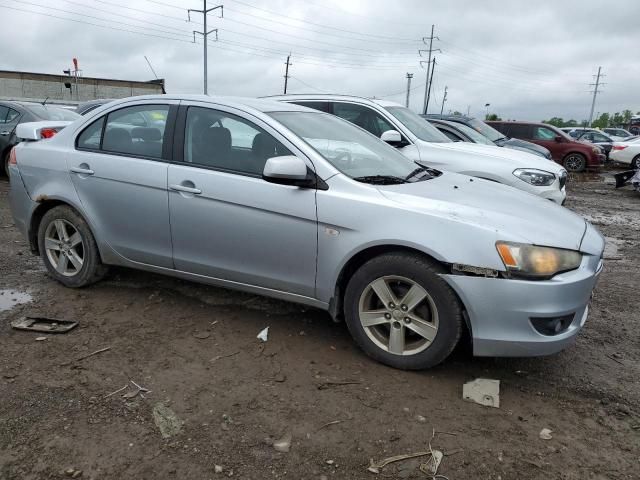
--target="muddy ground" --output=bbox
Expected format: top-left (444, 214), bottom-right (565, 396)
top-left (0, 172), bottom-right (639, 480)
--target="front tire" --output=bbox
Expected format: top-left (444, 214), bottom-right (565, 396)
top-left (37, 206), bottom-right (107, 287)
top-left (563, 153), bottom-right (587, 172)
top-left (344, 253), bottom-right (463, 370)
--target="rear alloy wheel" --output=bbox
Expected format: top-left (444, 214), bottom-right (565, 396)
top-left (563, 153), bottom-right (587, 172)
top-left (344, 253), bottom-right (462, 370)
top-left (38, 206), bottom-right (107, 287)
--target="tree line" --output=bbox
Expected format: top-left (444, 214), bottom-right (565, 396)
top-left (542, 110), bottom-right (639, 128)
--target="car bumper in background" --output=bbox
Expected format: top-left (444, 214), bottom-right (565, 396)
top-left (441, 253), bottom-right (603, 357)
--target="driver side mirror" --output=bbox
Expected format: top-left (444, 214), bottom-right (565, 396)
top-left (554, 135), bottom-right (563, 142)
top-left (380, 129), bottom-right (407, 147)
top-left (262, 155), bottom-right (314, 188)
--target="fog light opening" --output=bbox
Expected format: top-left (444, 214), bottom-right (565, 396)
top-left (530, 314), bottom-right (575, 336)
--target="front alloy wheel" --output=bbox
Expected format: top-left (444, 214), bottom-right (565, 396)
top-left (344, 253), bottom-right (463, 370)
top-left (564, 153), bottom-right (586, 172)
top-left (358, 276), bottom-right (439, 356)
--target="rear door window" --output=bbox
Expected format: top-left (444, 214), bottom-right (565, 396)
top-left (291, 101), bottom-right (330, 113)
top-left (505, 124), bottom-right (533, 139)
top-left (77, 117), bottom-right (105, 150)
top-left (533, 127), bottom-right (557, 140)
top-left (102, 105), bottom-right (169, 158)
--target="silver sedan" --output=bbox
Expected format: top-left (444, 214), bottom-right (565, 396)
top-left (8, 95), bottom-right (604, 369)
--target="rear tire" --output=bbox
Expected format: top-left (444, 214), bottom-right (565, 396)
top-left (344, 252), bottom-right (463, 370)
top-left (632, 155), bottom-right (640, 170)
top-left (563, 153), bottom-right (587, 172)
top-left (37, 206), bottom-right (107, 288)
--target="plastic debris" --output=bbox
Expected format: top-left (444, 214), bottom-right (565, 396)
top-left (273, 432), bottom-right (292, 452)
top-left (367, 451), bottom-right (431, 474)
top-left (257, 327), bottom-right (269, 342)
top-left (462, 378), bottom-right (500, 408)
top-left (11, 316), bottom-right (78, 334)
top-left (539, 428), bottom-right (553, 440)
top-left (420, 449), bottom-right (443, 475)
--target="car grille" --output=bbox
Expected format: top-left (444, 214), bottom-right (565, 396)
top-left (559, 172), bottom-right (567, 189)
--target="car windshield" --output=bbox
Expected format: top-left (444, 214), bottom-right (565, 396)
top-left (384, 106), bottom-right (451, 143)
top-left (26, 104), bottom-right (80, 121)
top-left (446, 122), bottom-right (495, 145)
top-left (466, 118), bottom-right (506, 142)
top-left (270, 111), bottom-right (439, 184)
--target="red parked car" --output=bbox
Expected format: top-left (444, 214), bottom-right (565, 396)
top-left (487, 121), bottom-right (604, 172)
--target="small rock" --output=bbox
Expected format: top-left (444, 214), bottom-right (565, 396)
top-left (193, 331), bottom-right (211, 339)
top-left (65, 468), bottom-right (75, 476)
top-left (35, 337), bottom-right (47, 341)
top-left (325, 460), bottom-right (334, 465)
top-left (72, 470), bottom-right (83, 478)
top-left (214, 465), bottom-right (223, 473)
top-left (402, 407), bottom-right (410, 413)
top-left (416, 415), bottom-right (427, 423)
top-left (539, 428), bottom-right (553, 440)
top-left (274, 373), bottom-right (286, 383)
top-left (273, 432), bottom-right (292, 452)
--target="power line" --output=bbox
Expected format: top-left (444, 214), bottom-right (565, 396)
top-left (187, 1), bottom-right (223, 95)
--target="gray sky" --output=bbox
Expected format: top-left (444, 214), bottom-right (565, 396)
top-left (0, 0), bottom-right (638, 121)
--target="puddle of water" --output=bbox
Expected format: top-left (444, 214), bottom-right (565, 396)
top-left (0, 289), bottom-right (33, 312)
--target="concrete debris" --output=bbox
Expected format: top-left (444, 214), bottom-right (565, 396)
top-left (152, 403), bottom-right (183, 438)
top-left (273, 432), bottom-right (292, 452)
top-left (539, 428), bottom-right (553, 440)
top-left (257, 327), bottom-right (269, 342)
top-left (462, 378), bottom-right (500, 408)
top-left (214, 465), bottom-right (223, 474)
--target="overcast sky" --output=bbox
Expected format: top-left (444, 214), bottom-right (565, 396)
top-left (0, 0), bottom-right (638, 121)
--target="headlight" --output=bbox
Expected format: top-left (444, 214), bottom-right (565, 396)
top-left (496, 241), bottom-right (582, 279)
top-left (512, 168), bottom-right (556, 186)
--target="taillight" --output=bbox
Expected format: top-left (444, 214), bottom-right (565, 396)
top-left (40, 128), bottom-right (58, 139)
top-left (612, 145), bottom-right (627, 151)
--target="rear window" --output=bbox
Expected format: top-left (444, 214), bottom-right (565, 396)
top-left (26, 105), bottom-right (80, 121)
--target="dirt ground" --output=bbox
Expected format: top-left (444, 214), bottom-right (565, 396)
top-left (0, 171), bottom-right (639, 480)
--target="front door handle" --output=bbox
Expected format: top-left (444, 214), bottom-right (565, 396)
top-left (169, 183), bottom-right (202, 195)
top-left (70, 166), bottom-right (94, 175)
top-left (0, 131), bottom-right (10, 136)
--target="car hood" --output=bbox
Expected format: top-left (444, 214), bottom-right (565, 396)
top-left (428, 141), bottom-right (565, 174)
top-left (378, 172), bottom-right (591, 253)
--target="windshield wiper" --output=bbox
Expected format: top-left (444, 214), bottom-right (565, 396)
top-left (353, 175), bottom-right (408, 185)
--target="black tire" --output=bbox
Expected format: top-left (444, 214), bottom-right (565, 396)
top-left (632, 155), bottom-right (640, 170)
top-left (344, 252), bottom-right (463, 370)
top-left (37, 205), bottom-right (107, 288)
top-left (563, 153), bottom-right (587, 172)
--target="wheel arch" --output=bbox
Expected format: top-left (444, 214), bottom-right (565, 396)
top-left (328, 244), bottom-right (472, 349)
top-left (28, 199), bottom-right (101, 261)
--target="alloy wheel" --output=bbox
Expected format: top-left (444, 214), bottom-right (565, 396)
top-left (358, 275), bottom-right (439, 356)
top-left (565, 154), bottom-right (585, 172)
top-left (44, 219), bottom-right (85, 277)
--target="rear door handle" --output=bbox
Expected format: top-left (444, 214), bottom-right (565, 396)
top-left (169, 184), bottom-right (202, 195)
top-left (70, 166), bottom-right (94, 175)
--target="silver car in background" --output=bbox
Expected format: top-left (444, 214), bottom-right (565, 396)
top-left (8, 95), bottom-right (604, 369)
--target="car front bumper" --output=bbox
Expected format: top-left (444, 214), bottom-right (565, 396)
top-left (441, 253), bottom-right (603, 357)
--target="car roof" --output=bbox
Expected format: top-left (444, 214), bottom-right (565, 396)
top-left (105, 94), bottom-right (311, 113)
top-left (423, 113), bottom-right (475, 123)
top-left (262, 93), bottom-right (404, 109)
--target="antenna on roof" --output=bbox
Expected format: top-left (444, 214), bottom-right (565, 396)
top-left (42, 97), bottom-right (49, 106)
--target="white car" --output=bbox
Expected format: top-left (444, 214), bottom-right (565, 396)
top-left (603, 128), bottom-right (634, 141)
top-left (268, 95), bottom-right (567, 204)
top-left (610, 137), bottom-right (640, 169)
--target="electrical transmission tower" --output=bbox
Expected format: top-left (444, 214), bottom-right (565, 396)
top-left (419, 25), bottom-right (441, 115)
top-left (405, 73), bottom-right (413, 107)
top-left (421, 57), bottom-right (436, 115)
top-left (283, 54), bottom-right (292, 94)
top-left (440, 86), bottom-right (448, 115)
top-left (188, 1), bottom-right (223, 95)
top-left (588, 66), bottom-right (605, 127)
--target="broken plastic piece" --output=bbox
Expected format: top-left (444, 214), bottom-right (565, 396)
top-left (257, 327), bottom-right (269, 342)
top-left (11, 316), bottom-right (78, 334)
top-left (273, 432), bottom-right (292, 452)
top-left (539, 428), bottom-right (553, 440)
top-left (462, 378), bottom-right (500, 408)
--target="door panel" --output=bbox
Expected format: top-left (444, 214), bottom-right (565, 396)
top-left (168, 105), bottom-right (318, 296)
top-left (68, 103), bottom-right (174, 267)
top-left (168, 165), bottom-right (318, 296)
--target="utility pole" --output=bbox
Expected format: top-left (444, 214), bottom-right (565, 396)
top-left (588, 66), bottom-right (605, 127)
top-left (419, 24), bottom-right (440, 115)
top-left (423, 57), bottom-right (436, 115)
top-left (405, 73), bottom-right (413, 108)
top-left (440, 86), bottom-right (448, 115)
top-left (283, 53), bottom-right (292, 94)
top-left (188, 1), bottom-right (223, 95)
